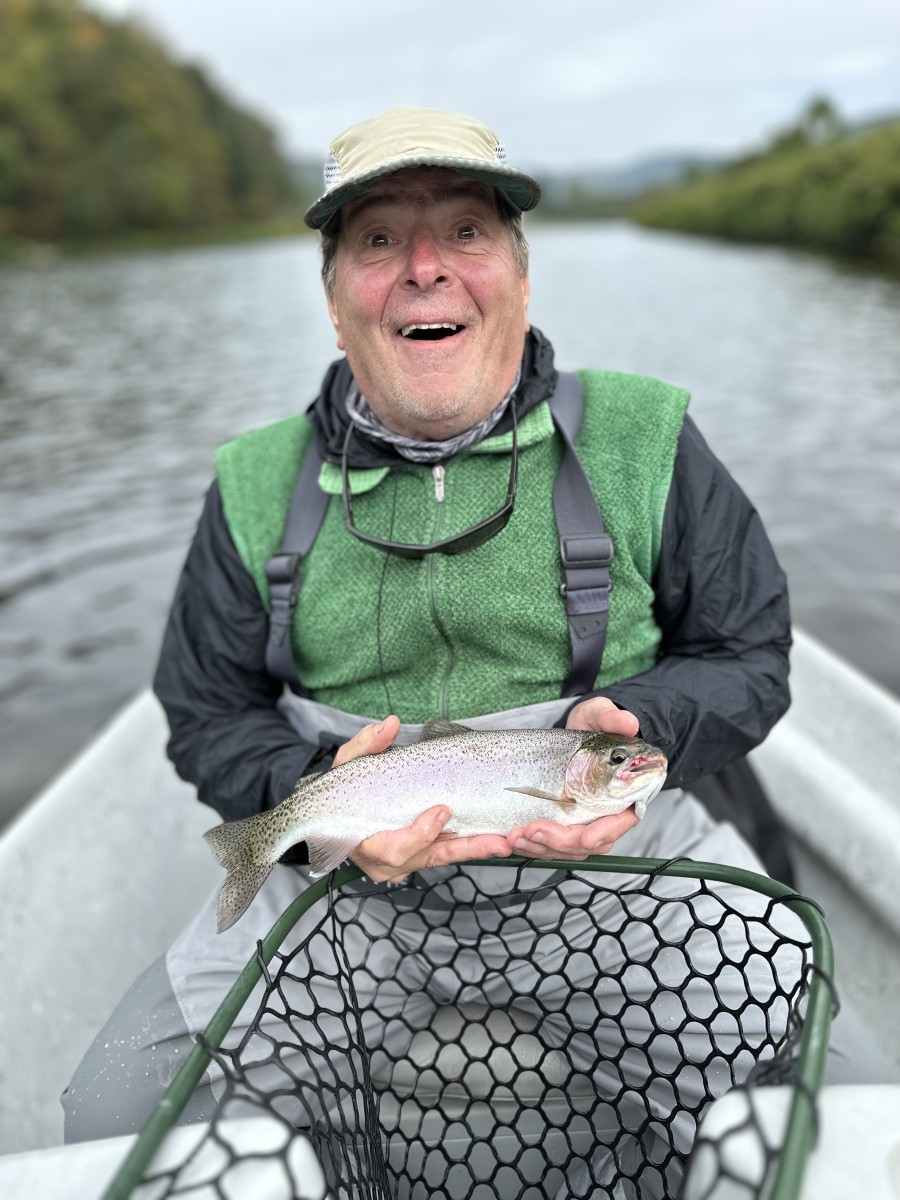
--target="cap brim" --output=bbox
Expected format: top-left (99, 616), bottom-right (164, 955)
top-left (304, 155), bottom-right (542, 229)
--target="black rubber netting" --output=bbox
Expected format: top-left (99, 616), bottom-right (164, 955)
top-left (128, 859), bottom-right (832, 1200)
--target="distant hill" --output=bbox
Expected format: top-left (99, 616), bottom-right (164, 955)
top-left (288, 152), bottom-right (725, 222)
top-left (537, 153), bottom-right (725, 204)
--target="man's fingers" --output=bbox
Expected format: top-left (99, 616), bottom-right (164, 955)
top-left (508, 822), bottom-right (587, 859)
top-left (352, 805), bottom-right (451, 875)
top-left (332, 715), bottom-right (401, 768)
top-left (579, 808), bottom-right (639, 850)
top-left (351, 813), bottom-right (512, 883)
top-left (566, 697), bottom-right (640, 737)
top-left (506, 808), bottom-right (639, 860)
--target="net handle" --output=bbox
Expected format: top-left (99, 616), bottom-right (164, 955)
top-left (100, 862), bottom-right (364, 1200)
top-left (101, 854), bottom-right (835, 1200)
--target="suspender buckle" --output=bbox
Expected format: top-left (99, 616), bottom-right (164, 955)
top-left (265, 553), bottom-right (302, 587)
top-left (559, 534), bottom-right (613, 575)
top-left (559, 535), bottom-right (613, 639)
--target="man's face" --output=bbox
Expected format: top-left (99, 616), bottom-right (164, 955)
top-left (326, 167), bottom-right (531, 440)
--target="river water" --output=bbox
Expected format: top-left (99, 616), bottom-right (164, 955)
top-left (1, 222), bottom-right (898, 824)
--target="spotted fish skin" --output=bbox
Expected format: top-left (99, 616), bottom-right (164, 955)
top-left (203, 722), bottom-right (667, 932)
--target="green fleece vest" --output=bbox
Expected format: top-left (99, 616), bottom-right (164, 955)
top-left (216, 369), bottom-right (689, 721)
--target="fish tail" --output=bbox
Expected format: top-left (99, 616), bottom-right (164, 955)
top-left (204, 817), bottom-right (277, 933)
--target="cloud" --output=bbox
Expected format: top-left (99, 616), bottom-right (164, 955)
top-left (89, 0), bottom-right (900, 167)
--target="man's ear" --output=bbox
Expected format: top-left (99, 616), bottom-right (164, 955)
top-left (326, 294), bottom-right (345, 351)
top-left (522, 273), bottom-right (531, 332)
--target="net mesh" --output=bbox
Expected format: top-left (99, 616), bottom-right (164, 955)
top-left (125, 858), bottom-right (832, 1200)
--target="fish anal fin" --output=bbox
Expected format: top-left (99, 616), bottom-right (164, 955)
top-left (505, 786), bottom-right (577, 810)
top-left (307, 834), bottom-right (362, 878)
top-left (420, 719), bottom-right (473, 742)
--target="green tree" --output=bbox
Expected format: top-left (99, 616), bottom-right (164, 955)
top-left (631, 98), bottom-right (900, 266)
top-left (0, 0), bottom-right (296, 242)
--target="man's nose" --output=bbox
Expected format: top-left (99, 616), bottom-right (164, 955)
top-left (403, 230), bottom-right (450, 288)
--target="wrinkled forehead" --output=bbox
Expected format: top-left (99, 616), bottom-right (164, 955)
top-left (339, 166), bottom-right (499, 228)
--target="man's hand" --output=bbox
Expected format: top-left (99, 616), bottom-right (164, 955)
top-left (335, 717), bottom-right (512, 884)
top-left (565, 695), bottom-right (640, 738)
top-left (505, 697), bottom-right (641, 860)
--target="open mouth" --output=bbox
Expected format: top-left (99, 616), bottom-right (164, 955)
top-left (399, 323), bottom-right (465, 341)
top-left (616, 755), bottom-right (666, 780)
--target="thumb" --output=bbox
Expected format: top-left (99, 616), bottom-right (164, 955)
top-left (333, 715), bottom-right (400, 768)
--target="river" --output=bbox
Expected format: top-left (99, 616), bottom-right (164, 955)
top-left (1, 222), bottom-right (898, 824)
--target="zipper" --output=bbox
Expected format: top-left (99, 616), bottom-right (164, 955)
top-left (432, 464), bottom-right (445, 503)
top-left (427, 463), bottom-right (453, 717)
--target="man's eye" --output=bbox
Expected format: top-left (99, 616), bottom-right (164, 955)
top-left (457, 224), bottom-right (480, 240)
top-left (365, 232), bottom-right (391, 248)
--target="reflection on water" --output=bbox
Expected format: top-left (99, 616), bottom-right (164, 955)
top-left (1, 224), bottom-right (898, 821)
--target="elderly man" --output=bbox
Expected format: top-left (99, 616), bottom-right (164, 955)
top-left (63, 108), bottom-right (804, 1189)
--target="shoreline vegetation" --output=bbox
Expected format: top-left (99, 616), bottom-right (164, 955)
top-left (630, 100), bottom-right (900, 269)
top-left (0, 0), bottom-right (310, 259)
top-left (2, 2), bottom-right (899, 271)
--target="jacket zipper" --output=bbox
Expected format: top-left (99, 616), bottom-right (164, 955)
top-left (427, 464), bottom-right (453, 717)
top-left (433, 464), bottom-right (445, 503)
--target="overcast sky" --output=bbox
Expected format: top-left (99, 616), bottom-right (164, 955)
top-left (89, 0), bottom-right (900, 172)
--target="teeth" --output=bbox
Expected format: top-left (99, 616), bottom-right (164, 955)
top-left (400, 323), bottom-right (460, 337)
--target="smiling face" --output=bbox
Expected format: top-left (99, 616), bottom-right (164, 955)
top-left (325, 167), bottom-right (531, 440)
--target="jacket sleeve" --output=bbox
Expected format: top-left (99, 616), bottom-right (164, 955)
top-left (577, 415), bottom-right (792, 790)
top-left (152, 481), bottom-right (338, 824)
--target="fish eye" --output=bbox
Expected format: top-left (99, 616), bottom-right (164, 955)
top-left (609, 748), bottom-right (629, 765)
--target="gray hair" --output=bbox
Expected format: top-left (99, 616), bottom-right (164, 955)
top-left (319, 189), bottom-right (530, 298)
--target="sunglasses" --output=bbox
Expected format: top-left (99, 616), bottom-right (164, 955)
top-left (341, 404), bottom-right (518, 559)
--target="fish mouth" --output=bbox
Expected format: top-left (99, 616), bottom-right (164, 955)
top-left (398, 322), bottom-right (466, 341)
top-left (615, 754), bottom-right (667, 782)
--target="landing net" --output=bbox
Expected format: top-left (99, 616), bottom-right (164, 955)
top-left (104, 856), bottom-right (835, 1200)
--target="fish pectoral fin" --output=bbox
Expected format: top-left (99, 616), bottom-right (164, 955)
top-left (307, 834), bottom-right (362, 878)
top-left (419, 719), bottom-right (473, 741)
top-left (505, 786), bottom-right (577, 810)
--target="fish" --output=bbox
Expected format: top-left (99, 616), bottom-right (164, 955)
top-left (203, 720), bottom-right (668, 933)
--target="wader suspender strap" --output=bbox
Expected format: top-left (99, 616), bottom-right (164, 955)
top-left (551, 372), bottom-right (614, 698)
top-left (264, 440), bottom-right (327, 689)
top-left (263, 371), bottom-right (613, 698)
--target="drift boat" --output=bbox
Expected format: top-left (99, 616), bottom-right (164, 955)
top-left (0, 627), bottom-right (898, 1197)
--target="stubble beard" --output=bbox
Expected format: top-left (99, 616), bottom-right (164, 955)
top-left (374, 375), bottom-right (489, 440)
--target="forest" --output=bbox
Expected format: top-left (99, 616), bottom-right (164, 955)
top-left (631, 99), bottom-right (900, 266)
top-left (0, 0), bottom-right (299, 245)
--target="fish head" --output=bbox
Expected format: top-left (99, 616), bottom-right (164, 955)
top-left (565, 732), bottom-right (668, 815)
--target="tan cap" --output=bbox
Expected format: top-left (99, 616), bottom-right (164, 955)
top-left (304, 106), bottom-right (542, 229)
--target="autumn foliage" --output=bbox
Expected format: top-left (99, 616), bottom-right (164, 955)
top-left (0, 0), bottom-right (296, 242)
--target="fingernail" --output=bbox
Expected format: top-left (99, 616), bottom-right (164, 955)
top-left (531, 832), bottom-right (546, 845)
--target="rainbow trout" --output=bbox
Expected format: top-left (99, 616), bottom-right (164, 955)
top-left (204, 720), bottom-right (668, 932)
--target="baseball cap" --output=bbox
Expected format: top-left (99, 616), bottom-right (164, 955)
top-left (304, 106), bottom-right (542, 229)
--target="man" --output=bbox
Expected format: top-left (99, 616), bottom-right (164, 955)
top-left (63, 107), bottom-right (802, 1183)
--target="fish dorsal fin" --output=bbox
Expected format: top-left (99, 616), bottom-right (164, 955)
top-left (505, 786), bottom-right (577, 810)
top-left (419, 719), bottom-right (472, 742)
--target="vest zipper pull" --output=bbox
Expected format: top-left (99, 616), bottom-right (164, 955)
top-left (433, 464), bottom-right (445, 503)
